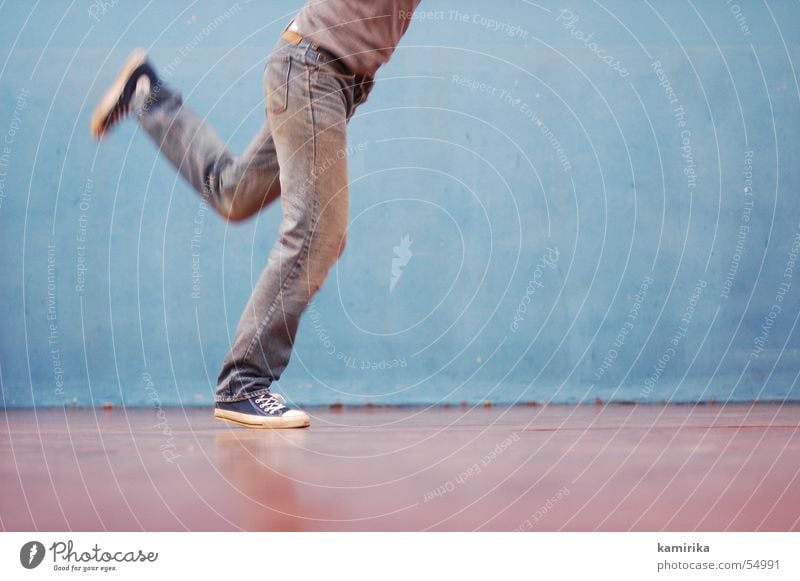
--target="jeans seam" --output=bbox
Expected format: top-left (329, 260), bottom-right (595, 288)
top-left (239, 236), bottom-right (310, 363)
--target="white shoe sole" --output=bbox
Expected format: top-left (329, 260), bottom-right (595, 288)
top-left (90, 48), bottom-right (148, 139)
top-left (214, 408), bottom-right (311, 429)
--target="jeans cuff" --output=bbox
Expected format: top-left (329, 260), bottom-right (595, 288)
top-left (214, 386), bottom-right (273, 403)
top-left (135, 82), bottom-right (180, 118)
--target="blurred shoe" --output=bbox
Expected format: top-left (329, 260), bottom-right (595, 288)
top-left (90, 48), bottom-right (159, 138)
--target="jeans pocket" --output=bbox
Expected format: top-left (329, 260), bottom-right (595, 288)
top-left (266, 54), bottom-right (291, 115)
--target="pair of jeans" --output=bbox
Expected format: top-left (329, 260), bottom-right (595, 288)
top-left (138, 37), bottom-right (362, 401)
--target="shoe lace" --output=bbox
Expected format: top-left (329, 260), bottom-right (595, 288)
top-left (254, 392), bottom-right (287, 414)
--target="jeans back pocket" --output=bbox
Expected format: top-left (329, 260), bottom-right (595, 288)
top-left (266, 54), bottom-right (291, 115)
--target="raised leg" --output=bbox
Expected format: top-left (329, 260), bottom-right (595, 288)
top-left (139, 85), bottom-right (281, 222)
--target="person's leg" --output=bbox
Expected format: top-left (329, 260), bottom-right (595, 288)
top-left (91, 44), bottom-right (357, 427)
top-left (138, 84), bottom-right (281, 222)
top-left (91, 49), bottom-right (280, 222)
top-left (215, 38), bottom-right (355, 408)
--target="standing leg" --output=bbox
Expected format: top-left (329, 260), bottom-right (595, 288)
top-left (215, 38), bottom-right (355, 408)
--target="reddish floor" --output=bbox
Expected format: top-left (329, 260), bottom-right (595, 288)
top-left (1, 403), bottom-right (798, 531)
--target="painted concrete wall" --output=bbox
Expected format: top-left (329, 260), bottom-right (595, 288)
top-left (1, 0), bottom-right (799, 407)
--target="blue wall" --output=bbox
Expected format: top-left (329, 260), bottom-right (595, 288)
top-left (2, 0), bottom-right (799, 407)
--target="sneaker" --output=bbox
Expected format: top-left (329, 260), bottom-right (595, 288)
top-left (214, 392), bottom-right (311, 429)
top-left (90, 48), bottom-right (159, 139)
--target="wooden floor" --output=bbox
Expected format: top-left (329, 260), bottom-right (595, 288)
top-left (1, 403), bottom-right (798, 531)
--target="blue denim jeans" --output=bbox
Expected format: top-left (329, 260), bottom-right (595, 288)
top-left (139, 37), bottom-right (363, 401)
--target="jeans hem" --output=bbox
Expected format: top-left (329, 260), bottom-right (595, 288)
top-left (136, 86), bottom-right (180, 119)
top-left (214, 386), bottom-right (273, 404)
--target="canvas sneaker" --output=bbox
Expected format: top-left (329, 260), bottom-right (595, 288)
top-left (90, 48), bottom-right (159, 138)
top-left (214, 392), bottom-right (311, 429)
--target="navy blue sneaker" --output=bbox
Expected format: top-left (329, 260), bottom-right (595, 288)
top-left (214, 392), bottom-right (310, 429)
top-left (90, 48), bottom-right (160, 139)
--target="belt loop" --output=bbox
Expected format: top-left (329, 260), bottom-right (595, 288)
top-left (305, 42), bottom-right (315, 67)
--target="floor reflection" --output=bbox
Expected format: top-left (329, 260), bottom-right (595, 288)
top-left (214, 428), bottom-right (309, 530)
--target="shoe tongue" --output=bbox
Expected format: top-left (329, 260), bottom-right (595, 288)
top-left (129, 76), bottom-right (151, 112)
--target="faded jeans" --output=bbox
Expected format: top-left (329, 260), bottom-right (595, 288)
top-left (138, 37), bottom-right (364, 401)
